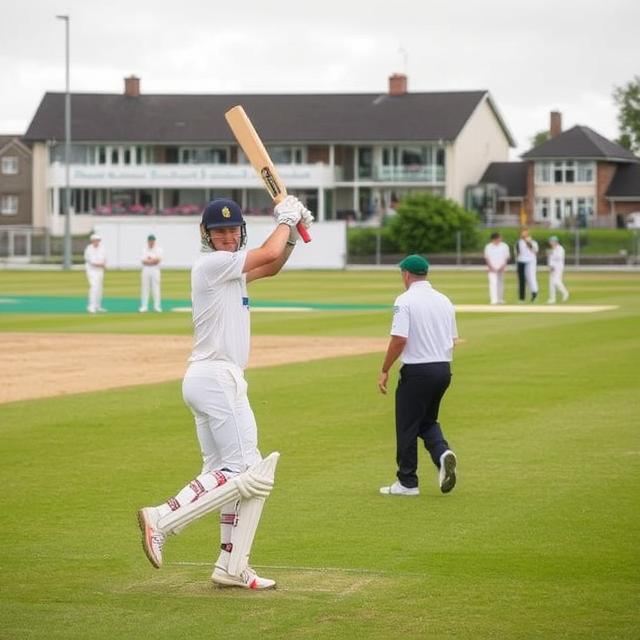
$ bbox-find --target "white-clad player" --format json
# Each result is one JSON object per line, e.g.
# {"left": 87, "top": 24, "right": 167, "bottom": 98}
{"left": 515, "top": 228, "right": 539, "bottom": 303}
{"left": 139, "top": 233, "right": 163, "bottom": 313}
{"left": 137, "top": 196, "right": 313, "bottom": 590}
{"left": 547, "top": 235, "right": 569, "bottom": 303}
{"left": 84, "top": 233, "right": 107, "bottom": 313}
{"left": 483, "top": 232, "right": 511, "bottom": 304}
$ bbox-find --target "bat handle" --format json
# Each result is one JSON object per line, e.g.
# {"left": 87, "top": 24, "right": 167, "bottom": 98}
{"left": 297, "top": 222, "right": 312, "bottom": 243}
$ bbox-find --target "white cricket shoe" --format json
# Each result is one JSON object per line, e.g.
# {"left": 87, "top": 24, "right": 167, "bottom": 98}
{"left": 379, "top": 480, "right": 420, "bottom": 496}
{"left": 138, "top": 307, "right": 148, "bottom": 313}
{"left": 137, "top": 507, "right": 165, "bottom": 569}
{"left": 439, "top": 450, "right": 457, "bottom": 494}
{"left": 211, "top": 565, "right": 276, "bottom": 590}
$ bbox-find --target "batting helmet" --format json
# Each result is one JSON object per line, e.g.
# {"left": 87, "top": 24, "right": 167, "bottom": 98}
{"left": 200, "top": 199, "right": 246, "bottom": 249}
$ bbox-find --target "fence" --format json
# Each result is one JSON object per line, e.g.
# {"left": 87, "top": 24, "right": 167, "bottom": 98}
{"left": 347, "top": 227, "right": 640, "bottom": 267}
{"left": 2, "top": 224, "right": 639, "bottom": 268}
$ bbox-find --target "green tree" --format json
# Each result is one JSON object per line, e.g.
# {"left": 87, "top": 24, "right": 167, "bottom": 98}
{"left": 530, "top": 130, "right": 550, "bottom": 148}
{"left": 613, "top": 76, "right": 640, "bottom": 154}
{"left": 388, "top": 192, "right": 479, "bottom": 253}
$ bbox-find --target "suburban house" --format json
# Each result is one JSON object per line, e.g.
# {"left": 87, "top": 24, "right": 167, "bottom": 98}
{"left": 0, "top": 135, "right": 32, "bottom": 226}
{"left": 23, "top": 74, "right": 515, "bottom": 236}
{"left": 477, "top": 112, "right": 640, "bottom": 228}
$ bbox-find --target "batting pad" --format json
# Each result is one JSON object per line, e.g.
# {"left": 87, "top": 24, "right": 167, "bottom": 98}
{"left": 227, "top": 453, "right": 279, "bottom": 576}
{"left": 157, "top": 452, "right": 280, "bottom": 535}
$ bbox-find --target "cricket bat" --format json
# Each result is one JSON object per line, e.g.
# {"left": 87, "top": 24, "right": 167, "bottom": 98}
{"left": 224, "top": 105, "right": 311, "bottom": 243}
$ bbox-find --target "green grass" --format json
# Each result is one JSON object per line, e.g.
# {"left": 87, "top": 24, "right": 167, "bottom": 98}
{"left": 1, "top": 269, "right": 639, "bottom": 639}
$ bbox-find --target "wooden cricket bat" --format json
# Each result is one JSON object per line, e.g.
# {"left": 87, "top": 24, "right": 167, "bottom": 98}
{"left": 224, "top": 105, "right": 311, "bottom": 243}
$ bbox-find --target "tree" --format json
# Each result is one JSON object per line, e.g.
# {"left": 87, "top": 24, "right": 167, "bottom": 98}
{"left": 613, "top": 76, "right": 640, "bottom": 154}
{"left": 388, "top": 192, "right": 479, "bottom": 253}
{"left": 530, "top": 130, "right": 550, "bottom": 148}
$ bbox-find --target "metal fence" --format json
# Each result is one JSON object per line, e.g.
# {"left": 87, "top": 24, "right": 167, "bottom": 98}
{"left": 2, "top": 224, "right": 639, "bottom": 268}
{"left": 0, "top": 227, "right": 86, "bottom": 264}
{"left": 348, "top": 228, "right": 640, "bottom": 267}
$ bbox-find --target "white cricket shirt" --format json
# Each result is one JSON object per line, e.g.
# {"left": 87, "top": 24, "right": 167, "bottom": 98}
{"left": 188, "top": 250, "right": 250, "bottom": 369}
{"left": 516, "top": 238, "right": 539, "bottom": 264}
{"left": 484, "top": 241, "right": 510, "bottom": 269}
{"left": 84, "top": 244, "right": 106, "bottom": 272}
{"left": 390, "top": 280, "right": 458, "bottom": 363}
{"left": 548, "top": 245, "right": 565, "bottom": 270}
{"left": 141, "top": 244, "right": 163, "bottom": 268}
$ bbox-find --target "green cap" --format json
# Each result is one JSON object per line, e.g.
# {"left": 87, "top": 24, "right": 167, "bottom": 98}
{"left": 549, "top": 235, "right": 558, "bottom": 243}
{"left": 147, "top": 234, "right": 156, "bottom": 241}
{"left": 399, "top": 254, "right": 429, "bottom": 275}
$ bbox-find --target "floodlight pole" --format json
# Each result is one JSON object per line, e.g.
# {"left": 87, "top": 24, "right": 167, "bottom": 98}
{"left": 56, "top": 14, "right": 72, "bottom": 270}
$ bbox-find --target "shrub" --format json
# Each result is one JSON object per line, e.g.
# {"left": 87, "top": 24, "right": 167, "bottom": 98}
{"left": 388, "top": 192, "right": 480, "bottom": 253}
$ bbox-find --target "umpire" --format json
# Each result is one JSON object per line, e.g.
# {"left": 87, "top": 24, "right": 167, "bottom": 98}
{"left": 378, "top": 254, "right": 458, "bottom": 496}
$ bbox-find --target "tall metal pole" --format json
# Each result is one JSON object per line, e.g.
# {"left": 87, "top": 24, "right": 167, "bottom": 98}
{"left": 56, "top": 15, "right": 71, "bottom": 270}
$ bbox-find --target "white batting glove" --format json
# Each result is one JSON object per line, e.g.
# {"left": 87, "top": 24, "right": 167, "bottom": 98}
{"left": 274, "top": 195, "right": 303, "bottom": 227}
{"left": 288, "top": 205, "right": 315, "bottom": 243}
{"left": 300, "top": 206, "right": 314, "bottom": 229}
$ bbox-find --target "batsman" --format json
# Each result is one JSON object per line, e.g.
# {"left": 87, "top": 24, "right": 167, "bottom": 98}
{"left": 138, "top": 195, "right": 313, "bottom": 589}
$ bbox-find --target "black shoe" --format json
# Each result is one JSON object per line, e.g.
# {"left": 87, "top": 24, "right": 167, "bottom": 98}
{"left": 531, "top": 292, "right": 538, "bottom": 302}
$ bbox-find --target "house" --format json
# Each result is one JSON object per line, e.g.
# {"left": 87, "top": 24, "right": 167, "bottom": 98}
{"left": 477, "top": 112, "right": 640, "bottom": 227}
{"left": 0, "top": 136, "right": 33, "bottom": 226}
{"left": 23, "top": 74, "right": 515, "bottom": 236}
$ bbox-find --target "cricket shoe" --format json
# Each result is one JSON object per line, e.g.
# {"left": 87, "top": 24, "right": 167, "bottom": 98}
{"left": 211, "top": 565, "right": 276, "bottom": 590}
{"left": 379, "top": 480, "right": 420, "bottom": 496}
{"left": 137, "top": 507, "right": 165, "bottom": 569}
{"left": 439, "top": 450, "right": 457, "bottom": 494}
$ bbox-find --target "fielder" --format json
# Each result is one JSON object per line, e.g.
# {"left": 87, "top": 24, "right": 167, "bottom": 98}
{"left": 84, "top": 233, "right": 107, "bottom": 313}
{"left": 483, "top": 232, "right": 510, "bottom": 304}
{"left": 137, "top": 196, "right": 313, "bottom": 590}
{"left": 139, "top": 233, "right": 163, "bottom": 313}
{"left": 378, "top": 255, "right": 458, "bottom": 496}
{"left": 515, "top": 228, "right": 539, "bottom": 303}
{"left": 547, "top": 235, "right": 569, "bottom": 303}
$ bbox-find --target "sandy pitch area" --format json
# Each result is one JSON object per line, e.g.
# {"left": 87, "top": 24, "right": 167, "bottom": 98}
{"left": 0, "top": 333, "right": 388, "bottom": 404}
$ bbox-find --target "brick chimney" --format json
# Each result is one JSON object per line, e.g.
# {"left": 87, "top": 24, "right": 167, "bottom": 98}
{"left": 389, "top": 73, "right": 408, "bottom": 96}
{"left": 550, "top": 111, "right": 562, "bottom": 138}
{"left": 124, "top": 75, "right": 140, "bottom": 97}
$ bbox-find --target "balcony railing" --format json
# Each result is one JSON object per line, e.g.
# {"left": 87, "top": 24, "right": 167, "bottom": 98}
{"left": 335, "top": 165, "right": 445, "bottom": 183}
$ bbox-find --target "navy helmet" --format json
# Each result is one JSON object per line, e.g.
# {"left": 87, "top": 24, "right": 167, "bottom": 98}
{"left": 200, "top": 198, "right": 246, "bottom": 249}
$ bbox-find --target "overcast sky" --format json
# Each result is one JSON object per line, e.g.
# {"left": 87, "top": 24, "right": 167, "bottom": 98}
{"left": 1, "top": 0, "right": 638, "bottom": 157}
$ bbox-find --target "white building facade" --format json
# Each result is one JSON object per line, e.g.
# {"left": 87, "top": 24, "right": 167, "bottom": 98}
{"left": 25, "top": 74, "right": 515, "bottom": 236}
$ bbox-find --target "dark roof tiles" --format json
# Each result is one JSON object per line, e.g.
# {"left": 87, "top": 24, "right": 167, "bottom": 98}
{"left": 522, "top": 125, "right": 637, "bottom": 162}
{"left": 24, "top": 91, "right": 502, "bottom": 144}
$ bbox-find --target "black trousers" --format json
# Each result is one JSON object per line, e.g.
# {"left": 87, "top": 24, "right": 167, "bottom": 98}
{"left": 517, "top": 262, "right": 527, "bottom": 300}
{"left": 395, "top": 362, "right": 452, "bottom": 488}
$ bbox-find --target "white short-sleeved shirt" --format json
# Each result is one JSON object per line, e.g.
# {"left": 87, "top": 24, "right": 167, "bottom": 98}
{"left": 390, "top": 280, "right": 458, "bottom": 364}
{"left": 141, "top": 244, "right": 163, "bottom": 268}
{"left": 84, "top": 244, "right": 106, "bottom": 272}
{"left": 188, "top": 250, "right": 250, "bottom": 369}
{"left": 516, "top": 238, "right": 539, "bottom": 264}
{"left": 484, "top": 241, "right": 510, "bottom": 269}
{"left": 548, "top": 244, "right": 565, "bottom": 269}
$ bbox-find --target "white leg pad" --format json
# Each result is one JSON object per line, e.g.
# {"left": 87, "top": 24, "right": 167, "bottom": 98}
{"left": 157, "top": 452, "right": 280, "bottom": 536}
{"left": 227, "top": 452, "right": 279, "bottom": 576}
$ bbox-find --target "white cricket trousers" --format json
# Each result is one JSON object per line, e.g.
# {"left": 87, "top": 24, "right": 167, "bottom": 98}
{"left": 140, "top": 266, "right": 161, "bottom": 311}
{"left": 487, "top": 270, "right": 505, "bottom": 304}
{"left": 525, "top": 262, "right": 539, "bottom": 294}
{"left": 549, "top": 268, "right": 568, "bottom": 302}
{"left": 182, "top": 361, "right": 261, "bottom": 475}
{"left": 86, "top": 268, "right": 104, "bottom": 312}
